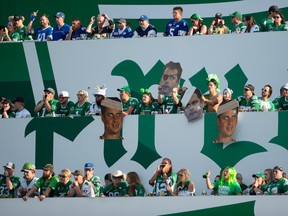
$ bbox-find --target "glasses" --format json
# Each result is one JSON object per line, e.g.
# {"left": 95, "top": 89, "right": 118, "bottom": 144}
{"left": 77, "top": 94, "right": 85, "bottom": 96}
{"left": 274, "top": 16, "right": 281, "bottom": 19}
{"left": 59, "top": 175, "right": 67, "bottom": 178}
{"left": 59, "top": 96, "right": 67, "bottom": 99}
{"left": 8, "top": 23, "right": 13, "bottom": 27}
{"left": 262, "top": 88, "right": 269, "bottom": 92}
{"left": 113, "top": 176, "right": 122, "bottom": 180}
{"left": 177, "top": 174, "right": 183, "bottom": 177}
{"left": 244, "top": 88, "right": 250, "bottom": 91}
{"left": 162, "top": 74, "right": 178, "bottom": 81}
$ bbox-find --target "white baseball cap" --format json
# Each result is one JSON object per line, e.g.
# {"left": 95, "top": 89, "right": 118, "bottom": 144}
{"left": 59, "top": 91, "right": 69, "bottom": 98}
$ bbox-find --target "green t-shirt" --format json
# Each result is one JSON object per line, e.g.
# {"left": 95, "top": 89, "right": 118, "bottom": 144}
{"left": 34, "top": 176, "right": 59, "bottom": 197}
{"left": 258, "top": 97, "right": 275, "bottom": 111}
{"left": 122, "top": 97, "right": 139, "bottom": 113}
{"left": 17, "top": 26, "right": 32, "bottom": 41}
{"left": 213, "top": 180, "right": 242, "bottom": 195}
{"left": 89, "top": 175, "right": 102, "bottom": 197}
{"left": 127, "top": 184, "right": 146, "bottom": 196}
{"left": 0, "top": 174, "right": 21, "bottom": 198}
{"left": 272, "top": 97, "right": 281, "bottom": 110}
{"left": 272, "top": 23, "right": 288, "bottom": 31}
{"left": 236, "top": 95, "right": 260, "bottom": 111}
{"left": 3, "top": 32, "right": 20, "bottom": 42}
{"left": 277, "top": 96, "right": 288, "bottom": 110}
{"left": 230, "top": 22, "right": 246, "bottom": 33}
{"left": 36, "top": 99, "right": 59, "bottom": 117}
{"left": 152, "top": 172, "right": 177, "bottom": 196}
{"left": 55, "top": 101, "right": 75, "bottom": 116}
{"left": 135, "top": 101, "right": 161, "bottom": 114}
{"left": 266, "top": 178, "right": 288, "bottom": 195}
{"left": 54, "top": 180, "right": 73, "bottom": 197}
{"left": 72, "top": 101, "right": 91, "bottom": 116}
{"left": 161, "top": 95, "right": 181, "bottom": 114}
{"left": 102, "top": 182, "right": 128, "bottom": 197}
{"left": 260, "top": 18, "right": 274, "bottom": 32}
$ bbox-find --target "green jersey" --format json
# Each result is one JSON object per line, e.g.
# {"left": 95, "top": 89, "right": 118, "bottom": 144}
{"left": 55, "top": 101, "right": 75, "bottom": 116}
{"left": 72, "top": 101, "right": 91, "bottom": 116}
{"left": 102, "top": 182, "right": 128, "bottom": 197}
{"left": 89, "top": 175, "right": 102, "bottom": 197}
{"left": 272, "top": 97, "right": 282, "bottom": 110}
{"left": 135, "top": 101, "right": 161, "bottom": 114}
{"left": 213, "top": 180, "right": 242, "bottom": 195}
{"left": 54, "top": 180, "right": 73, "bottom": 197}
{"left": 3, "top": 32, "right": 20, "bottom": 42}
{"left": 260, "top": 18, "right": 274, "bottom": 32}
{"left": 34, "top": 176, "right": 59, "bottom": 197}
{"left": 266, "top": 178, "right": 288, "bottom": 195}
{"left": 258, "top": 97, "right": 275, "bottom": 111}
{"left": 272, "top": 23, "right": 288, "bottom": 31}
{"left": 36, "top": 99, "right": 58, "bottom": 117}
{"left": 277, "top": 96, "right": 288, "bottom": 110}
{"left": 230, "top": 22, "right": 246, "bottom": 34}
{"left": 17, "top": 26, "right": 31, "bottom": 41}
{"left": 161, "top": 95, "right": 181, "bottom": 114}
{"left": 127, "top": 184, "right": 146, "bottom": 196}
{"left": 152, "top": 172, "right": 177, "bottom": 196}
{"left": 0, "top": 174, "right": 21, "bottom": 198}
{"left": 177, "top": 180, "right": 193, "bottom": 196}
{"left": 122, "top": 97, "right": 139, "bottom": 113}
{"left": 236, "top": 95, "right": 260, "bottom": 111}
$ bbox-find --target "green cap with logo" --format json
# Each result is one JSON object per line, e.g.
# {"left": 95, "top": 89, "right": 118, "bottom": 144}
{"left": 230, "top": 11, "right": 242, "bottom": 20}
{"left": 117, "top": 86, "right": 131, "bottom": 94}
{"left": 190, "top": 13, "right": 203, "bottom": 21}
{"left": 252, "top": 172, "right": 265, "bottom": 178}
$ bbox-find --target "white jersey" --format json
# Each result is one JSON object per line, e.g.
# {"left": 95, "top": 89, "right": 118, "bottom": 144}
{"left": 90, "top": 102, "right": 101, "bottom": 115}
{"left": 15, "top": 108, "right": 31, "bottom": 118}
{"left": 81, "top": 180, "right": 95, "bottom": 197}
{"left": 18, "top": 176, "right": 39, "bottom": 197}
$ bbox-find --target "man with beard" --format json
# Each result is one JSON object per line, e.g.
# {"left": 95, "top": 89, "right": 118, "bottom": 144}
{"left": 184, "top": 88, "right": 204, "bottom": 122}
{"left": 55, "top": 91, "right": 75, "bottom": 116}
{"left": 0, "top": 162, "right": 21, "bottom": 198}
{"left": 90, "top": 85, "right": 107, "bottom": 115}
{"left": 86, "top": 13, "right": 114, "bottom": 39}
{"left": 158, "top": 62, "right": 182, "bottom": 114}
{"left": 26, "top": 14, "right": 53, "bottom": 41}
{"left": 100, "top": 97, "right": 123, "bottom": 140}
{"left": 22, "top": 164, "right": 59, "bottom": 201}
{"left": 214, "top": 100, "right": 239, "bottom": 143}
{"left": 18, "top": 162, "right": 39, "bottom": 198}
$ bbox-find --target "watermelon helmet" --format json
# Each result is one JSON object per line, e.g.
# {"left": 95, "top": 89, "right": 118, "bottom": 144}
{"left": 21, "top": 162, "right": 36, "bottom": 172}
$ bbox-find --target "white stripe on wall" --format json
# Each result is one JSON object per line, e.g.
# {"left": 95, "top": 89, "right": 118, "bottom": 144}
{"left": 23, "top": 42, "right": 45, "bottom": 104}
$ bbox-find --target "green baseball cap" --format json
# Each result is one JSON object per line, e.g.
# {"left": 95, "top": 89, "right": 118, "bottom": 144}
{"left": 190, "top": 13, "right": 203, "bottom": 21}
{"left": 252, "top": 172, "right": 265, "bottom": 178}
{"left": 230, "top": 11, "right": 242, "bottom": 20}
{"left": 21, "top": 162, "right": 36, "bottom": 172}
{"left": 117, "top": 86, "right": 131, "bottom": 94}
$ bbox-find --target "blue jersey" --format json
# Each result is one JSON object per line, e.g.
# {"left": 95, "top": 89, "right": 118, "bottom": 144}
{"left": 71, "top": 26, "right": 87, "bottom": 40}
{"left": 111, "top": 27, "right": 133, "bottom": 38}
{"left": 33, "top": 26, "right": 53, "bottom": 41}
{"left": 165, "top": 19, "right": 188, "bottom": 36}
{"left": 52, "top": 24, "right": 70, "bottom": 41}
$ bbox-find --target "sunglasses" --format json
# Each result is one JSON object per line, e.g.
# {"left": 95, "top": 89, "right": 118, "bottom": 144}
{"left": 59, "top": 96, "right": 66, "bottom": 99}
{"left": 262, "top": 88, "right": 269, "bottom": 92}
{"left": 59, "top": 175, "right": 67, "bottom": 178}
{"left": 77, "top": 94, "right": 85, "bottom": 96}
{"left": 177, "top": 174, "right": 183, "bottom": 177}
{"left": 274, "top": 16, "right": 281, "bottom": 19}
{"left": 113, "top": 176, "right": 123, "bottom": 180}
{"left": 244, "top": 88, "right": 250, "bottom": 91}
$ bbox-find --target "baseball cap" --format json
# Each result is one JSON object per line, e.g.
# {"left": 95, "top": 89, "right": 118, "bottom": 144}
{"left": 244, "top": 84, "right": 255, "bottom": 94}
{"left": 112, "top": 170, "right": 124, "bottom": 177}
{"left": 117, "top": 18, "right": 126, "bottom": 24}
{"left": 54, "top": 12, "right": 65, "bottom": 18}
{"left": 252, "top": 172, "right": 265, "bottom": 178}
{"left": 190, "top": 13, "right": 203, "bottom": 21}
{"left": 230, "top": 11, "right": 242, "bottom": 20}
{"left": 13, "top": 96, "right": 25, "bottom": 103}
{"left": 44, "top": 87, "right": 55, "bottom": 95}
{"left": 138, "top": 15, "right": 149, "bottom": 21}
{"left": 13, "top": 15, "right": 22, "bottom": 22}
{"left": 273, "top": 165, "right": 283, "bottom": 172}
{"left": 59, "top": 91, "right": 69, "bottom": 98}
{"left": 3, "top": 162, "right": 15, "bottom": 170}
{"left": 72, "top": 169, "right": 84, "bottom": 176}
{"left": 84, "top": 163, "right": 94, "bottom": 170}
{"left": 117, "top": 86, "right": 131, "bottom": 94}
{"left": 21, "top": 162, "right": 36, "bottom": 172}
{"left": 42, "top": 164, "right": 54, "bottom": 172}
{"left": 282, "top": 83, "right": 288, "bottom": 90}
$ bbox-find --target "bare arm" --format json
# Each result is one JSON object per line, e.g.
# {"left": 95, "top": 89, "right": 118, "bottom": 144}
{"left": 26, "top": 21, "right": 33, "bottom": 34}
{"left": 22, "top": 186, "right": 38, "bottom": 201}
{"left": 86, "top": 16, "right": 95, "bottom": 34}
{"left": 205, "top": 171, "right": 214, "bottom": 190}
{"left": 39, "top": 187, "right": 52, "bottom": 201}
{"left": 171, "top": 88, "right": 179, "bottom": 104}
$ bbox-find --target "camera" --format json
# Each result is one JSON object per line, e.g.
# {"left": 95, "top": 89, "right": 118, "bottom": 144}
{"left": 214, "top": 18, "right": 223, "bottom": 26}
